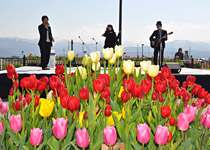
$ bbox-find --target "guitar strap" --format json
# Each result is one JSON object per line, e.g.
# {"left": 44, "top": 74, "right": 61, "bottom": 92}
{"left": 159, "top": 30, "right": 163, "bottom": 68}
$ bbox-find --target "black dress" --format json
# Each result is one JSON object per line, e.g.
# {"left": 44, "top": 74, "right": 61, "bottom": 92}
{"left": 102, "top": 30, "right": 117, "bottom": 49}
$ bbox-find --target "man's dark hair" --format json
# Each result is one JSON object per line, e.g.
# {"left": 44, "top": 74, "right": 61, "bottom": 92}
{"left": 41, "top": 16, "right": 49, "bottom": 22}
{"left": 178, "top": 48, "right": 182, "bottom": 51}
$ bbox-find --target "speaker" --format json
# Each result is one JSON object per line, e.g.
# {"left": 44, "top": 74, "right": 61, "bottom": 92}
{"left": 165, "top": 63, "right": 181, "bottom": 73}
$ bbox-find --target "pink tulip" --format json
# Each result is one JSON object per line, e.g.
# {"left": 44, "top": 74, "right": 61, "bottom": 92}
{"left": 154, "top": 125, "right": 169, "bottom": 145}
{"left": 103, "top": 126, "right": 117, "bottom": 146}
{"left": 52, "top": 118, "right": 68, "bottom": 139}
{"left": 30, "top": 128, "right": 43, "bottom": 146}
{"left": 196, "top": 100, "right": 204, "bottom": 109}
{"left": 177, "top": 113, "right": 189, "bottom": 131}
{"left": 199, "top": 114, "right": 205, "bottom": 126}
{"left": 10, "top": 114, "right": 22, "bottom": 132}
{"left": 203, "top": 113, "right": 210, "bottom": 128}
{"left": 0, "top": 98, "right": 2, "bottom": 110}
{"left": 76, "top": 128, "right": 90, "bottom": 148}
{"left": 137, "top": 123, "right": 150, "bottom": 144}
{"left": 183, "top": 105, "right": 197, "bottom": 122}
{"left": 206, "top": 108, "right": 210, "bottom": 114}
{"left": 1, "top": 103, "right": 8, "bottom": 114}
{"left": 0, "top": 121, "right": 4, "bottom": 134}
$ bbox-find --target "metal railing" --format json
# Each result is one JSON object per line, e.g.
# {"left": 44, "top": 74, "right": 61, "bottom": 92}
{"left": 0, "top": 57, "right": 24, "bottom": 71}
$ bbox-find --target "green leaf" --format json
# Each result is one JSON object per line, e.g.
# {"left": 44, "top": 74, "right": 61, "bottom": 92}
{"left": 93, "top": 130, "right": 103, "bottom": 150}
{"left": 7, "top": 132, "right": 18, "bottom": 146}
{"left": 190, "top": 128, "right": 202, "bottom": 142}
{"left": 47, "top": 136, "right": 59, "bottom": 150}
{"left": 62, "top": 122, "right": 76, "bottom": 150}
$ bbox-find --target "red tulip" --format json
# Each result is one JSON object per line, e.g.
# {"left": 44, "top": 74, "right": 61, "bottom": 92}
{"left": 79, "top": 87, "right": 89, "bottom": 100}
{"left": 9, "top": 87, "right": 14, "bottom": 96}
{"left": 93, "top": 78, "right": 105, "bottom": 92}
{"left": 55, "top": 65, "right": 64, "bottom": 76}
{"left": 7, "top": 64, "right": 16, "bottom": 79}
{"left": 169, "top": 117, "right": 176, "bottom": 126}
{"left": 155, "top": 80, "right": 166, "bottom": 94}
{"left": 186, "top": 76, "right": 196, "bottom": 87}
{"left": 169, "top": 79, "right": 180, "bottom": 90}
{"left": 131, "top": 83, "right": 141, "bottom": 98}
{"left": 69, "top": 96, "right": 80, "bottom": 111}
{"left": 14, "top": 72, "right": 19, "bottom": 80}
{"left": 158, "top": 94, "right": 164, "bottom": 103}
{"left": 25, "top": 93, "right": 32, "bottom": 104}
{"left": 191, "top": 84, "right": 201, "bottom": 95}
{"left": 101, "top": 87, "right": 111, "bottom": 99}
{"left": 167, "top": 131, "right": 172, "bottom": 143}
{"left": 37, "top": 81, "right": 47, "bottom": 94}
{"left": 19, "top": 95, "right": 26, "bottom": 107}
{"left": 40, "top": 76, "right": 48, "bottom": 84}
{"left": 154, "top": 73, "right": 162, "bottom": 82}
{"left": 104, "top": 105, "right": 112, "bottom": 117}
{"left": 49, "top": 75, "right": 60, "bottom": 90}
{"left": 146, "top": 73, "right": 152, "bottom": 82}
{"left": 183, "top": 91, "right": 191, "bottom": 102}
{"left": 60, "top": 94, "right": 70, "bottom": 108}
{"left": 179, "top": 88, "right": 186, "bottom": 97}
{"left": 13, "top": 101, "right": 21, "bottom": 111}
{"left": 121, "top": 91, "right": 130, "bottom": 103}
{"left": 106, "top": 97, "right": 110, "bottom": 104}
{"left": 161, "top": 105, "right": 171, "bottom": 118}
{"left": 57, "top": 82, "right": 65, "bottom": 95}
{"left": 152, "top": 91, "right": 158, "bottom": 101}
{"left": 141, "top": 80, "right": 151, "bottom": 94}
{"left": 35, "top": 96, "right": 40, "bottom": 107}
{"left": 198, "top": 88, "right": 208, "bottom": 99}
{"left": 12, "top": 81, "right": 19, "bottom": 90}
{"left": 161, "top": 67, "right": 171, "bottom": 79}
{"left": 99, "top": 74, "right": 110, "bottom": 87}
{"left": 123, "top": 77, "right": 135, "bottom": 93}
{"left": 174, "top": 87, "right": 180, "bottom": 97}
{"left": 181, "top": 81, "right": 187, "bottom": 89}
{"left": 20, "top": 79, "right": 24, "bottom": 89}
{"left": 205, "top": 94, "right": 210, "bottom": 104}
{"left": 22, "top": 75, "right": 38, "bottom": 91}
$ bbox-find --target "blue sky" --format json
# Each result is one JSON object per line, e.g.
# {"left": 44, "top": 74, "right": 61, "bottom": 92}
{"left": 0, "top": 0, "right": 210, "bottom": 45}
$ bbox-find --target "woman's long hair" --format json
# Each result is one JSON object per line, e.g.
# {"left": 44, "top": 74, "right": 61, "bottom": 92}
{"left": 107, "top": 24, "right": 115, "bottom": 33}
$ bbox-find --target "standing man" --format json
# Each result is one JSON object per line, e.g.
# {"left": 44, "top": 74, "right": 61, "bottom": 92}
{"left": 38, "top": 16, "right": 54, "bottom": 70}
{"left": 150, "top": 21, "right": 167, "bottom": 67}
{"left": 175, "top": 48, "right": 183, "bottom": 60}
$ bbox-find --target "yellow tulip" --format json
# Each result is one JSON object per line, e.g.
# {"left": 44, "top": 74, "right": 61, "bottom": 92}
{"left": 135, "top": 67, "right": 141, "bottom": 77}
{"left": 140, "top": 61, "right": 151, "bottom": 72}
{"left": 76, "top": 66, "right": 87, "bottom": 80}
{"left": 90, "top": 51, "right": 100, "bottom": 63}
{"left": 92, "top": 62, "right": 100, "bottom": 72}
{"left": 147, "top": 110, "right": 152, "bottom": 123}
{"left": 79, "top": 111, "right": 88, "bottom": 128}
{"left": 102, "top": 48, "right": 113, "bottom": 60}
{"left": 148, "top": 65, "right": 159, "bottom": 78}
{"left": 122, "top": 106, "right": 126, "bottom": 120}
{"left": 118, "top": 86, "right": 124, "bottom": 98}
{"left": 39, "top": 98, "right": 54, "bottom": 118}
{"left": 46, "top": 90, "right": 53, "bottom": 99}
{"left": 82, "top": 55, "right": 89, "bottom": 66}
{"left": 106, "top": 111, "right": 122, "bottom": 126}
{"left": 67, "top": 51, "right": 74, "bottom": 62}
{"left": 123, "top": 60, "right": 135, "bottom": 75}
{"left": 115, "top": 45, "right": 124, "bottom": 57}
{"left": 109, "top": 54, "right": 116, "bottom": 65}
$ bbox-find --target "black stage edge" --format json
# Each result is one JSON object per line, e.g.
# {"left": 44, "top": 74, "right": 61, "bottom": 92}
{"left": 1, "top": 73, "right": 210, "bottom": 100}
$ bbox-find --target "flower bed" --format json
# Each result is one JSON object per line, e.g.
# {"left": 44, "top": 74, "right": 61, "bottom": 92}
{"left": 1, "top": 46, "right": 210, "bottom": 150}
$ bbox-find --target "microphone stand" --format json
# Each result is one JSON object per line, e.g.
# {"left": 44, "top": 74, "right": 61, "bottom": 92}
{"left": 78, "top": 36, "right": 90, "bottom": 54}
{"left": 92, "top": 38, "right": 102, "bottom": 51}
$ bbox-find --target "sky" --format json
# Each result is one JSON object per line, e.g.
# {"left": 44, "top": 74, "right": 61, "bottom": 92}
{"left": 0, "top": 0, "right": 210, "bottom": 46}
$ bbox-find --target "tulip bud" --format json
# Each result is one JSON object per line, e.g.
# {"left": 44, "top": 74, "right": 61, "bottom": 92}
{"left": 101, "top": 87, "right": 111, "bottom": 99}
{"left": 10, "top": 114, "right": 22, "bottom": 132}
{"left": 183, "top": 105, "right": 197, "bottom": 122}
{"left": 60, "top": 94, "right": 70, "bottom": 108}
{"left": 52, "top": 118, "right": 68, "bottom": 139}
{"left": 1, "top": 103, "right": 8, "bottom": 114}
{"left": 155, "top": 125, "right": 169, "bottom": 145}
{"left": 93, "top": 78, "right": 105, "bottom": 92}
{"left": 123, "top": 60, "right": 135, "bottom": 75}
{"left": 105, "top": 105, "right": 112, "bottom": 117}
{"left": 148, "top": 65, "right": 159, "bottom": 77}
{"left": 90, "top": 51, "right": 100, "bottom": 63}
{"left": 103, "top": 48, "right": 114, "bottom": 60}
{"left": 115, "top": 45, "right": 124, "bottom": 57}
{"left": 183, "top": 91, "right": 191, "bottom": 102}
{"left": 76, "top": 67, "right": 87, "bottom": 80}
{"left": 55, "top": 65, "right": 64, "bottom": 76}
{"left": 79, "top": 87, "right": 89, "bottom": 100}
{"left": 76, "top": 128, "right": 90, "bottom": 148}
{"left": 131, "top": 83, "right": 142, "bottom": 98}
{"left": 167, "top": 131, "right": 172, "bottom": 143}
{"left": 134, "top": 67, "right": 141, "bottom": 77}
{"left": 137, "top": 123, "right": 151, "bottom": 144}
{"left": 49, "top": 75, "right": 60, "bottom": 90}
{"left": 169, "top": 117, "right": 176, "bottom": 126}
{"left": 67, "top": 51, "right": 74, "bottom": 62}
{"left": 161, "top": 105, "right": 171, "bottom": 118}
{"left": 92, "top": 62, "right": 100, "bottom": 72}
{"left": 140, "top": 61, "right": 151, "bottom": 72}
{"left": 39, "top": 98, "right": 54, "bottom": 118}
{"left": 186, "top": 75, "right": 196, "bottom": 87}
{"left": 103, "top": 126, "right": 117, "bottom": 146}
{"left": 177, "top": 113, "right": 189, "bottom": 131}
{"left": 198, "top": 88, "right": 208, "bottom": 99}
{"left": 121, "top": 91, "right": 130, "bottom": 103}
{"left": 199, "top": 114, "right": 205, "bottom": 126}
{"left": 109, "top": 54, "right": 116, "bottom": 64}
{"left": 203, "top": 113, "right": 210, "bottom": 128}
{"left": 152, "top": 91, "right": 158, "bottom": 101}
{"left": 82, "top": 55, "right": 91, "bottom": 66}
{"left": 0, "top": 121, "right": 4, "bottom": 134}
{"left": 155, "top": 80, "right": 166, "bottom": 94}
{"left": 69, "top": 96, "right": 80, "bottom": 111}
{"left": 30, "top": 128, "right": 43, "bottom": 146}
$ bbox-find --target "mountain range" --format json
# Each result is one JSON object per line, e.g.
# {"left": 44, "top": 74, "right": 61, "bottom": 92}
{"left": 0, "top": 37, "right": 210, "bottom": 59}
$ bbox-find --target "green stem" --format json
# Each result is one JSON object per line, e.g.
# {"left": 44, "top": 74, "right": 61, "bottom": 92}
{"left": 200, "top": 128, "right": 206, "bottom": 150}
{"left": 142, "top": 143, "right": 144, "bottom": 150}
{"left": 34, "top": 146, "right": 37, "bottom": 150}
{"left": 117, "top": 58, "right": 119, "bottom": 74}
{"left": 44, "top": 117, "right": 48, "bottom": 129}
{"left": 59, "top": 139, "right": 62, "bottom": 150}
{"left": 69, "top": 62, "right": 72, "bottom": 83}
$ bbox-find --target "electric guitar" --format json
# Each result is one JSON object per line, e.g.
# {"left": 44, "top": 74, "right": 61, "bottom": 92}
{"left": 150, "top": 31, "right": 173, "bottom": 48}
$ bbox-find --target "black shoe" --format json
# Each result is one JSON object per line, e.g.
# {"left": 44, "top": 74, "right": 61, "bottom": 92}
{"left": 42, "top": 67, "right": 50, "bottom": 70}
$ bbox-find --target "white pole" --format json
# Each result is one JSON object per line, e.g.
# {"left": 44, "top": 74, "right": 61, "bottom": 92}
{"left": 0, "top": 59, "right": 2, "bottom": 70}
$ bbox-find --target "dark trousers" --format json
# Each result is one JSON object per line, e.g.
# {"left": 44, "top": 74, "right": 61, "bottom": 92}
{"left": 39, "top": 43, "right": 51, "bottom": 69}
{"left": 154, "top": 46, "right": 164, "bottom": 67}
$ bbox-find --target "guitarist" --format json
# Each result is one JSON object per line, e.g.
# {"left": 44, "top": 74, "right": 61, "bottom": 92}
{"left": 150, "top": 21, "right": 167, "bottom": 67}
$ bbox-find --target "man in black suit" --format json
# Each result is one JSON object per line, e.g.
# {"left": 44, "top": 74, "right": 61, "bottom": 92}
{"left": 38, "top": 16, "right": 54, "bottom": 70}
{"left": 150, "top": 21, "right": 167, "bottom": 67}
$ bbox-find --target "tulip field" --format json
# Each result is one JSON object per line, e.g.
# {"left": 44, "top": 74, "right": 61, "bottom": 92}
{"left": 1, "top": 45, "right": 210, "bottom": 150}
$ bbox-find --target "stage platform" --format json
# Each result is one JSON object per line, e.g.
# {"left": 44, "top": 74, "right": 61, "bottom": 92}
{"left": 0, "top": 66, "right": 210, "bottom": 99}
